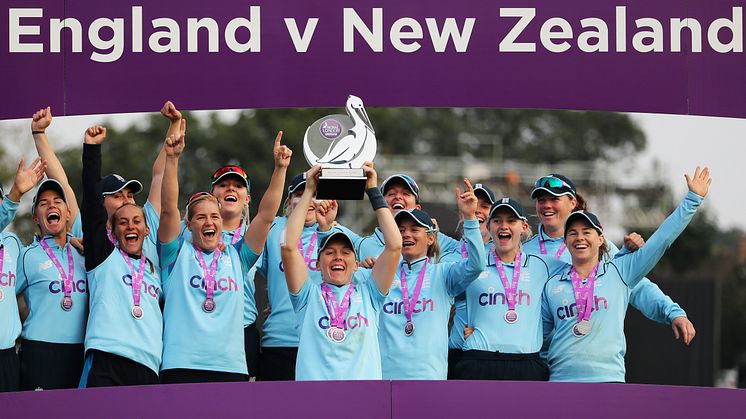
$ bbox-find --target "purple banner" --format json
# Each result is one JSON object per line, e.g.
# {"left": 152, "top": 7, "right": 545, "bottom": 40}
{"left": 1, "top": 381, "right": 744, "bottom": 418}
{"left": 1, "top": 1, "right": 745, "bottom": 119}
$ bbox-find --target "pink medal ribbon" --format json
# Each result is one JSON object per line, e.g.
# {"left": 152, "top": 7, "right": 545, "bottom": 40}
{"left": 194, "top": 245, "right": 222, "bottom": 313}
{"left": 219, "top": 223, "right": 243, "bottom": 246}
{"left": 399, "top": 259, "right": 428, "bottom": 336}
{"left": 39, "top": 238, "right": 75, "bottom": 311}
{"left": 569, "top": 263, "right": 599, "bottom": 337}
{"left": 0, "top": 247, "right": 5, "bottom": 302}
{"left": 460, "top": 241, "right": 468, "bottom": 259}
{"left": 539, "top": 233, "right": 566, "bottom": 259}
{"left": 321, "top": 282, "right": 355, "bottom": 343}
{"left": 298, "top": 232, "right": 318, "bottom": 268}
{"left": 495, "top": 250, "right": 522, "bottom": 324}
{"left": 120, "top": 249, "right": 147, "bottom": 319}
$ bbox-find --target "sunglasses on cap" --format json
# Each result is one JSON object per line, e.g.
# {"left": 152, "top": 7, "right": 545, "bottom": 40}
{"left": 212, "top": 165, "right": 248, "bottom": 182}
{"left": 187, "top": 191, "right": 217, "bottom": 207}
{"left": 534, "top": 176, "right": 573, "bottom": 190}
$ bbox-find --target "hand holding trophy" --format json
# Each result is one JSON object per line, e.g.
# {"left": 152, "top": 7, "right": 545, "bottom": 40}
{"left": 303, "top": 95, "right": 377, "bottom": 199}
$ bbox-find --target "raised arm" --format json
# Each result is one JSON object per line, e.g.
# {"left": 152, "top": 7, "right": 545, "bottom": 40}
{"left": 614, "top": 166, "right": 711, "bottom": 288}
{"left": 30, "top": 106, "right": 79, "bottom": 223}
{"left": 244, "top": 131, "right": 291, "bottom": 254}
{"left": 157, "top": 119, "right": 186, "bottom": 244}
{"left": 81, "top": 126, "right": 114, "bottom": 271}
{"left": 443, "top": 178, "right": 487, "bottom": 296}
{"left": 148, "top": 101, "right": 182, "bottom": 214}
{"left": 367, "top": 162, "right": 402, "bottom": 294}
{"left": 281, "top": 166, "right": 319, "bottom": 293}
{"left": 1, "top": 158, "right": 45, "bottom": 231}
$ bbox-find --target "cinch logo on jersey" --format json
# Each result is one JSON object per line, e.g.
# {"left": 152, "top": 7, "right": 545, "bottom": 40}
{"left": 0, "top": 271, "right": 16, "bottom": 286}
{"left": 189, "top": 275, "right": 238, "bottom": 292}
{"left": 317, "top": 313, "right": 370, "bottom": 331}
{"left": 121, "top": 274, "right": 160, "bottom": 299}
{"left": 382, "top": 298, "right": 435, "bottom": 315}
{"left": 478, "top": 290, "right": 531, "bottom": 307}
{"left": 49, "top": 279, "right": 88, "bottom": 294}
{"left": 556, "top": 297, "right": 609, "bottom": 320}
{"left": 279, "top": 259, "right": 318, "bottom": 273}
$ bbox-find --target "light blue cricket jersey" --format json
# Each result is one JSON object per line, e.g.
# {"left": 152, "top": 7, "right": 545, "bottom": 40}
{"left": 462, "top": 252, "right": 564, "bottom": 354}
{"left": 524, "top": 225, "right": 686, "bottom": 324}
{"left": 441, "top": 238, "right": 493, "bottom": 350}
{"left": 160, "top": 238, "right": 258, "bottom": 375}
{"left": 541, "top": 191, "right": 703, "bottom": 383}
{"left": 0, "top": 196, "right": 20, "bottom": 232}
{"left": 260, "top": 217, "right": 322, "bottom": 348}
{"left": 180, "top": 222, "right": 258, "bottom": 328}
{"left": 291, "top": 269, "right": 385, "bottom": 381}
{"left": 379, "top": 218, "right": 486, "bottom": 380}
{"left": 85, "top": 249, "right": 163, "bottom": 374}
{"left": 72, "top": 200, "right": 161, "bottom": 267}
{"left": 0, "top": 233, "right": 22, "bottom": 350}
{"left": 16, "top": 235, "right": 88, "bottom": 344}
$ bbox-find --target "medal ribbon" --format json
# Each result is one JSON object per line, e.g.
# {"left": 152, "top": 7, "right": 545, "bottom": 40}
{"left": 495, "top": 250, "right": 522, "bottom": 311}
{"left": 194, "top": 245, "right": 222, "bottom": 301}
{"left": 569, "top": 264, "right": 599, "bottom": 323}
{"left": 120, "top": 249, "right": 147, "bottom": 308}
{"left": 298, "top": 232, "right": 318, "bottom": 268}
{"left": 399, "top": 259, "right": 428, "bottom": 325}
{"left": 460, "top": 241, "right": 468, "bottom": 259}
{"left": 0, "top": 247, "right": 4, "bottom": 281}
{"left": 538, "top": 233, "right": 566, "bottom": 259}
{"left": 39, "top": 238, "right": 75, "bottom": 299}
{"left": 219, "top": 223, "right": 243, "bottom": 246}
{"left": 321, "top": 283, "right": 355, "bottom": 329}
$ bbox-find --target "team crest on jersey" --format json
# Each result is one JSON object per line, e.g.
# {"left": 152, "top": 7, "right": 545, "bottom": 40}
{"left": 478, "top": 271, "right": 489, "bottom": 280}
{"left": 221, "top": 254, "right": 232, "bottom": 267}
{"left": 351, "top": 290, "right": 363, "bottom": 303}
{"left": 391, "top": 279, "right": 401, "bottom": 288}
{"left": 521, "top": 270, "right": 530, "bottom": 282}
{"left": 38, "top": 260, "right": 54, "bottom": 272}
{"left": 552, "top": 284, "right": 566, "bottom": 295}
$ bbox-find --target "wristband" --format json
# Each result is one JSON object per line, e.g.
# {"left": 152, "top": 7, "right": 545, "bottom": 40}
{"left": 366, "top": 187, "right": 387, "bottom": 211}
{"left": 32, "top": 130, "right": 45, "bottom": 135}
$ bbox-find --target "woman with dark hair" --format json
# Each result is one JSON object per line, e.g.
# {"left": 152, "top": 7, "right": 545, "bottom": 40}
{"left": 378, "top": 179, "right": 486, "bottom": 380}
{"left": 281, "top": 163, "right": 401, "bottom": 380}
{"left": 525, "top": 174, "right": 696, "bottom": 345}
{"left": 541, "top": 167, "right": 710, "bottom": 382}
{"left": 79, "top": 126, "right": 163, "bottom": 387}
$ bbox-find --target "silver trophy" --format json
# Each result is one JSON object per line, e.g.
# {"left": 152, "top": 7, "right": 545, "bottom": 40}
{"left": 303, "top": 95, "right": 377, "bottom": 200}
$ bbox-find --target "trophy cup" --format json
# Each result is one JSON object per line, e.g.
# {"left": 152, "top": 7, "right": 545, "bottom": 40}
{"left": 303, "top": 95, "right": 377, "bottom": 200}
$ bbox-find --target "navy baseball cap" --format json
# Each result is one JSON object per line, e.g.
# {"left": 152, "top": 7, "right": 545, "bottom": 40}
{"left": 564, "top": 211, "right": 603, "bottom": 236}
{"left": 473, "top": 183, "right": 496, "bottom": 205}
{"left": 380, "top": 174, "right": 420, "bottom": 202}
{"left": 488, "top": 198, "right": 527, "bottom": 221}
{"left": 531, "top": 174, "right": 576, "bottom": 199}
{"left": 102, "top": 174, "right": 143, "bottom": 196}
{"left": 211, "top": 165, "right": 250, "bottom": 190}
{"left": 318, "top": 229, "right": 357, "bottom": 257}
{"left": 32, "top": 179, "right": 67, "bottom": 215}
{"left": 287, "top": 173, "right": 307, "bottom": 195}
{"left": 394, "top": 209, "right": 436, "bottom": 232}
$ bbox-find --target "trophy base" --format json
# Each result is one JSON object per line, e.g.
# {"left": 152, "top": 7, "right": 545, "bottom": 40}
{"left": 317, "top": 168, "right": 367, "bottom": 200}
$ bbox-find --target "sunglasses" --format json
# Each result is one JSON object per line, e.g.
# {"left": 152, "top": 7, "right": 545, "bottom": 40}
{"left": 187, "top": 191, "right": 216, "bottom": 207}
{"left": 212, "top": 165, "right": 248, "bottom": 181}
{"left": 534, "top": 176, "right": 573, "bottom": 190}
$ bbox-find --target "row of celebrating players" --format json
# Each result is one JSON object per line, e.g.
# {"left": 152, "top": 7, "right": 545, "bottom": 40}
{"left": 0, "top": 102, "right": 708, "bottom": 391}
